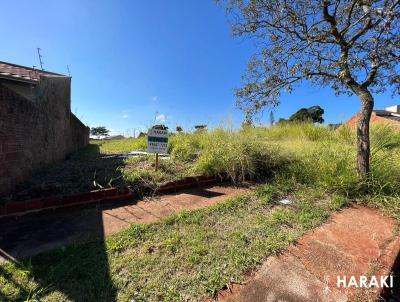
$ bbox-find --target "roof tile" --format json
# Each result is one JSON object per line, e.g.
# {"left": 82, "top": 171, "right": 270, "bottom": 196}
{"left": 0, "top": 61, "right": 65, "bottom": 83}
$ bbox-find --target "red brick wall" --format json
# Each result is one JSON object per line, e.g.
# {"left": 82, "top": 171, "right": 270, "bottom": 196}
{"left": 0, "top": 76, "right": 89, "bottom": 195}
{"left": 346, "top": 112, "right": 400, "bottom": 128}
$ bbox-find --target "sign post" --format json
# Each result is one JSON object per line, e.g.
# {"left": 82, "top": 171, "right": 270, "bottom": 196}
{"left": 155, "top": 153, "right": 159, "bottom": 171}
{"left": 147, "top": 128, "right": 168, "bottom": 171}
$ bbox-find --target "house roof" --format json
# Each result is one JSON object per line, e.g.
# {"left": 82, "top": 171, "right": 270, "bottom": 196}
{"left": 374, "top": 110, "right": 400, "bottom": 123}
{"left": 0, "top": 61, "right": 66, "bottom": 84}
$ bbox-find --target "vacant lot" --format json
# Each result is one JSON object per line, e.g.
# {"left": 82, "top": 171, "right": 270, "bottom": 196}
{"left": 1, "top": 123, "right": 400, "bottom": 301}
{"left": 7, "top": 123, "right": 400, "bottom": 202}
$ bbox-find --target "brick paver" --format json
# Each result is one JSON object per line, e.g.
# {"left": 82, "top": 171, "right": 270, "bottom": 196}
{"left": 210, "top": 206, "right": 400, "bottom": 302}
{"left": 0, "top": 184, "right": 249, "bottom": 262}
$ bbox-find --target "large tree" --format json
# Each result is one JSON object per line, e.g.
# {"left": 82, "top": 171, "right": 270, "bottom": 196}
{"left": 90, "top": 126, "right": 110, "bottom": 139}
{"left": 152, "top": 124, "right": 169, "bottom": 130}
{"left": 289, "top": 105, "right": 325, "bottom": 123}
{"left": 194, "top": 125, "right": 208, "bottom": 132}
{"left": 220, "top": 0, "right": 400, "bottom": 177}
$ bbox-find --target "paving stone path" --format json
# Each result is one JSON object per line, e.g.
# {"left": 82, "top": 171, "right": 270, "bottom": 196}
{"left": 208, "top": 206, "right": 400, "bottom": 302}
{"left": 0, "top": 184, "right": 249, "bottom": 261}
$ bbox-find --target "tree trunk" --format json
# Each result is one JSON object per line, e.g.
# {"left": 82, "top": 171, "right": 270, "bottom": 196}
{"left": 355, "top": 88, "right": 374, "bottom": 178}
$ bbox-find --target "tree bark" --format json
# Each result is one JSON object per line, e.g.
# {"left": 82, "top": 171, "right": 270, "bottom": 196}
{"left": 355, "top": 88, "right": 374, "bottom": 178}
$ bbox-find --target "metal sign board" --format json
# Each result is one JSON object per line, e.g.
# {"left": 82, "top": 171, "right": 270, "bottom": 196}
{"left": 147, "top": 128, "right": 168, "bottom": 154}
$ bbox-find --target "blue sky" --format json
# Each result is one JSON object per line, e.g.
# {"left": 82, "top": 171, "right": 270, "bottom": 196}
{"left": 1, "top": 1, "right": 397, "bottom": 136}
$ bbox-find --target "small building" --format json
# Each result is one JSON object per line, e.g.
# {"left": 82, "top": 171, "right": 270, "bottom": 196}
{"left": 0, "top": 61, "right": 89, "bottom": 195}
{"left": 346, "top": 105, "right": 400, "bottom": 128}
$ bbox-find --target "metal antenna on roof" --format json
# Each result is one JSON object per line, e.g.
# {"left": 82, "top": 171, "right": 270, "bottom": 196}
{"left": 37, "top": 48, "right": 44, "bottom": 70}
{"left": 67, "top": 65, "right": 71, "bottom": 76}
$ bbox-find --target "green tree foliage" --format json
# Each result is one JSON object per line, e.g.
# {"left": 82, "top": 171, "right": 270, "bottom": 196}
{"left": 152, "top": 125, "right": 168, "bottom": 130}
{"left": 220, "top": 0, "right": 400, "bottom": 177}
{"left": 194, "top": 125, "right": 207, "bottom": 132}
{"left": 289, "top": 106, "right": 325, "bottom": 123}
{"left": 90, "top": 126, "right": 110, "bottom": 139}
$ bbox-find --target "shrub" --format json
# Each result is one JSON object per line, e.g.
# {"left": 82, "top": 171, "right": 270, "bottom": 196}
{"left": 193, "top": 129, "right": 288, "bottom": 182}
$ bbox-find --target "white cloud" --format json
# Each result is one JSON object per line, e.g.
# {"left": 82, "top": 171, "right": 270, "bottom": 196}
{"left": 152, "top": 96, "right": 158, "bottom": 101}
{"left": 122, "top": 114, "right": 129, "bottom": 119}
{"left": 156, "top": 114, "right": 166, "bottom": 122}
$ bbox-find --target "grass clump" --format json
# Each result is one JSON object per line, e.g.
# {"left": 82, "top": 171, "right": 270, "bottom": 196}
{"left": 192, "top": 129, "right": 287, "bottom": 182}
{"left": 121, "top": 156, "right": 192, "bottom": 186}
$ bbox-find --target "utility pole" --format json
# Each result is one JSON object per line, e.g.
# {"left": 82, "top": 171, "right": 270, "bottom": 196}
{"left": 37, "top": 48, "right": 44, "bottom": 70}
{"left": 269, "top": 111, "right": 275, "bottom": 127}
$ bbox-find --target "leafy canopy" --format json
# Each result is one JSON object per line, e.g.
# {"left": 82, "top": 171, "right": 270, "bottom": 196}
{"left": 289, "top": 105, "right": 325, "bottom": 123}
{"left": 220, "top": 0, "right": 400, "bottom": 116}
{"left": 152, "top": 125, "right": 169, "bottom": 130}
{"left": 90, "top": 126, "right": 110, "bottom": 138}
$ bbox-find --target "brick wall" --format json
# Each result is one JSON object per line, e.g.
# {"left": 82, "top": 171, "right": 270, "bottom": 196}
{"left": 346, "top": 112, "right": 400, "bottom": 128}
{"left": 0, "top": 76, "right": 89, "bottom": 195}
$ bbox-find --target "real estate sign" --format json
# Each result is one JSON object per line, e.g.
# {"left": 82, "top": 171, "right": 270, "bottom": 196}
{"left": 147, "top": 128, "right": 168, "bottom": 154}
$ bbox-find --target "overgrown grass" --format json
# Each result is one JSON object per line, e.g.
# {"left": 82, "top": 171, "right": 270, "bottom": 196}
{"left": 92, "top": 137, "right": 148, "bottom": 154}
{"left": 1, "top": 123, "right": 400, "bottom": 300}
{"left": 121, "top": 156, "right": 192, "bottom": 185}
{"left": 6, "top": 123, "right": 400, "bottom": 208}
{"left": 0, "top": 181, "right": 345, "bottom": 302}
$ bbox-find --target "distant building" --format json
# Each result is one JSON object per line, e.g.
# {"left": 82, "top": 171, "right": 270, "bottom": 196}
{"left": 104, "top": 135, "right": 125, "bottom": 140}
{"left": 0, "top": 61, "right": 89, "bottom": 195}
{"left": 346, "top": 105, "right": 400, "bottom": 128}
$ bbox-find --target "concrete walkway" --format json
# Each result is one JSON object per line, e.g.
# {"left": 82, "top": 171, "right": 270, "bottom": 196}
{"left": 0, "top": 184, "right": 249, "bottom": 262}
{"left": 211, "top": 206, "right": 400, "bottom": 302}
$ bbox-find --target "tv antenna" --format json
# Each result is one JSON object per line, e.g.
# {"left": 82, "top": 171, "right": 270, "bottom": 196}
{"left": 67, "top": 65, "right": 71, "bottom": 76}
{"left": 37, "top": 48, "right": 44, "bottom": 70}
